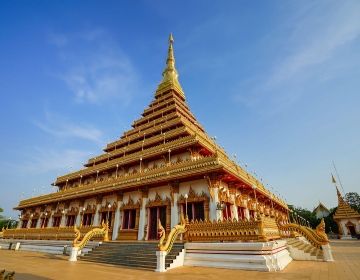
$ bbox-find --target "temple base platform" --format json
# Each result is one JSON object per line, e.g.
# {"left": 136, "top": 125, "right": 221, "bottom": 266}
{"left": 183, "top": 240, "right": 292, "bottom": 271}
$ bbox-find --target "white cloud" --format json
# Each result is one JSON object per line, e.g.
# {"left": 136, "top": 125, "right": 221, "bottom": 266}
{"left": 48, "top": 33, "right": 69, "bottom": 47}
{"left": 50, "top": 29, "right": 139, "bottom": 104}
{"left": 267, "top": 1, "right": 360, "bottom": 87}
{"left": 33, "top": 112, "right": 103, "bottom": 144}
{"left": 21, "top": 148, "right": 89, "bottom": 174}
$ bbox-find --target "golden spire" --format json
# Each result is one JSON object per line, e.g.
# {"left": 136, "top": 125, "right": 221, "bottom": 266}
{"left": 156, "top": 33, "right": 185, "bottom": 99}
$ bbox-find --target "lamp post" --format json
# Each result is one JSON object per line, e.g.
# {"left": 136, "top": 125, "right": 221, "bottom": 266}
{"left": 184, "top": 193, "right": 188, "bottom": 220}
{"left": 82, "top": 207, "right": 86, "bottom": 227}
{"left": 116, "top": 164, "right": 119, "bottom": 178}
{"left": 107, "top": 203, "right": 111, "bottom": 225}
{"left": 96, "top": 171, "right": 99, "bottom": 183}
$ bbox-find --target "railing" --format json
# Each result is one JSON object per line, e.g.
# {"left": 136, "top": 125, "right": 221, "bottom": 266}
{"left": 184, "top": 216, "right": 281, "bottom": 242}
{"left": 2, "top": 225, "right": 112, "bottom": 241}
{"left": 276, "top": 218, "right": 329, "bottom": 249}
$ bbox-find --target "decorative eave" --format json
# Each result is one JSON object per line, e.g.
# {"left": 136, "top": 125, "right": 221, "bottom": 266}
{"left": 55, "top": 133, "right": 198, "bottom": 185}
{"left": 16, "top": 155, "right": 223, "bottom": 210}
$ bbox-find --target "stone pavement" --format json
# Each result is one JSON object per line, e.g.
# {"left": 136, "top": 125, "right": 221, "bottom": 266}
{"left": 0, "top": 240, "right": 359, "bottom": 280}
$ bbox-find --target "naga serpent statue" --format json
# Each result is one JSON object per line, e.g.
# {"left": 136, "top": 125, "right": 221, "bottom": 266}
{"left": 276, "top": 217, "right": 329, "bottom": 248}
{"left": 158, "top": 215, "right": 187, "bottom": 253}
{"left": 72, "top": 221, "right": 109, "bottom": 250}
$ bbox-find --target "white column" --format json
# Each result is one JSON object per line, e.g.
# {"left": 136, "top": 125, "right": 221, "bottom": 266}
{"left": 156, "top": 251, "right": 167, "bottom": 272}
{"left": 171, "top": 193, "right": 179, "bottom": 227}
{"left": 231, "top": 203, "right": 238, "bottom": 221}
{"left": 209, "top": 187, "right": 221, "bottom": 221}
{"left": 75, "top": 212, "right": 82, "bottom": 227}
{"left": 112, "top": 202, "right": 122, "bottom": 240}
{"left": 138, "top": 198, "right": 148, "bottom": 240}
{"left": 244, "top": 208, "right": 250, "bottom": 220}
{"left": 48, "top": 211, "right": 54, "bottom": 227}
{"left": 93, "top": 204, "right": 101, "bottom": 226}
{"left": 36, "top": 217, "right": 41, "bottom": 228}
{"left": 60, "top": 214, "right": 66, "bottom": 227}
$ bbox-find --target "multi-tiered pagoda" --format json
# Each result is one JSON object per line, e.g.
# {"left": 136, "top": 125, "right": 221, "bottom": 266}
{"left": 14, "top": 34, "right": 288, "bottom": 241}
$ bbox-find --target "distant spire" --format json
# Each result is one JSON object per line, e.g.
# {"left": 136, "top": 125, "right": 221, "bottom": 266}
{"left": 156, "top": 33, "right": 185, "bottom": 98}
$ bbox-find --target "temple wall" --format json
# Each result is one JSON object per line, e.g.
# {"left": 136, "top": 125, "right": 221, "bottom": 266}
{"left": 339, "top": 218, "right": 360, "bottom": 236}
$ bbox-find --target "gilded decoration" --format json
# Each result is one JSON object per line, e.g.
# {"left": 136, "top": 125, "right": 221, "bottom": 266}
{"left": 276, "top": 218, "right": 329, "bottom": 249}
{"left": 53, "top": 208, "right": 64, "bottom": 217}
{"left": 204, "top": 175, "right": 221, "bottom": 201}
{"left": 99, "top": 201, "right": 117, "bottom": 212}
{"left": 146, "top": 193, "right": 171, "bottom": 208}
{"left": 235, "top": 194, "right": 247, "bottom": 208}
{"left": 178, "top": 187, "right": 209, "bottom": 204}
{"left": 169, "top": 182, "right": 179, "bottom": 206}
{"left": 66, "top": 207, "right": 79, "bottom": 216}
{"left": 73, "top": 221, "right": 109, "bottom": 249}
{"left": 185, "top": 216, "right": 280, "bottom": 242}
{"left": 120, "top": 198, "right": 140, "bottom": 210}
{"left": 158, "top": 215, "right": 187, "bottom": 253}
{"left": 218, "top": 188, "right": 232, "bottom": 204}
{"left": 83, "top": 204, "right": 96, "bottom": 214}
{"left": 40, "top": 211, "right": 51, "bottom": 218}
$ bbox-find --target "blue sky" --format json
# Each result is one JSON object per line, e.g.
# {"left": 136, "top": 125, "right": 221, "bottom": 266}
{"left": 1, "top": 0, "right": 359, "bottom": 218}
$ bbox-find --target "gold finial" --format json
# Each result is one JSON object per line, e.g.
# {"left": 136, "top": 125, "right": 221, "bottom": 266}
{"left": 169, "top": 33, "right": 174, "bottom": 43}
{"left": 156, "top": 33, "right": 185, "bottom": 98}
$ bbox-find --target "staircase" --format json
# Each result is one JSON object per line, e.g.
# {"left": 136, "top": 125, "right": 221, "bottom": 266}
{"left": 286, "top": 238, "right": 324, "bottom": 261}
{"left": 80, "top": 242, "right": 184, "bottom": 270}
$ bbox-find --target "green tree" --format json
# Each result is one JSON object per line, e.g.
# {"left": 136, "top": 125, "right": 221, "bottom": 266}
{"left": 344, "top": 192, "right": 360, "bottom": 212}
{"left": 324, "top": 207, "right": 338, "bottom": 234}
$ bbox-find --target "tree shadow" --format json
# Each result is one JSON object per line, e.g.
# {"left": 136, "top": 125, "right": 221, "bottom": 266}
{"left": 10, "top": 273, "right": 53, "bottom": 280}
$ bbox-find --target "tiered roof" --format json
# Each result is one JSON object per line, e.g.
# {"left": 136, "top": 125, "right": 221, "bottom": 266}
{"left": 333, "top": 187, "right": 360, "bottom": 220}
{"left": 16, "top": 34, "right": 287, "bottom": 210}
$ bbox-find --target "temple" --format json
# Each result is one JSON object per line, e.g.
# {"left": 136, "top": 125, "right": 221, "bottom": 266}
{"left": 313, "top": 202, "right": 330, "bottom": 219}
{"left": 1, "top": 34, "right": 336, "bottom": 272}
{"left": 333, "top": 187, "right": 360, "bottom": 239}
{"left": 11, "top": 34, "right": 289, "bottom": 241}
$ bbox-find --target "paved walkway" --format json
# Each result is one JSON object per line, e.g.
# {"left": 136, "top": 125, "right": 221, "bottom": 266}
{"left": 0, "top": 240, "right": 359, "bottom": 280}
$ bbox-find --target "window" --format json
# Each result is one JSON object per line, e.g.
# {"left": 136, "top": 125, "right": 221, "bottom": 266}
{"left": 21, "top": 220, "right": 28, "bottom": 228}
{"left": 100, "top": 211, "right": 113, "bottom": 227}
{"left": 182, "top": 202, "right": 204, "bottom": 221}
{"left": 237, "top": 207, "right": 246, "bottom": 220}
{"left": 122, "top": 209, "right": 136, "bottom": 229}
{"left": 40, "top": 217, "right": 49, "bottom": 228}
{"left": 52, "top": 216, "right": 61, "bottom": 227}
{"left": 82, "top": 213, "right": 93, "bottom": 226}
{"left": 30, "top": 219, "right": 38, "bottom": 228}
{"left": 222, "top": 203, "right": 232, "bottom": 220}
{"left": 249, "top": 210, "right": 256, "bottom": 220}
{"left": 66, "top": 215, "right": 76, "bottom": 227}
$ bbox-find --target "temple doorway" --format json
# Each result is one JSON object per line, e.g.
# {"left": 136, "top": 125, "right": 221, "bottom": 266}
{"left": 148, "top": 206, "right": 166, "bottom": 240}
{"left": 347, "top": 224, "right": 356, "bottom": 236}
